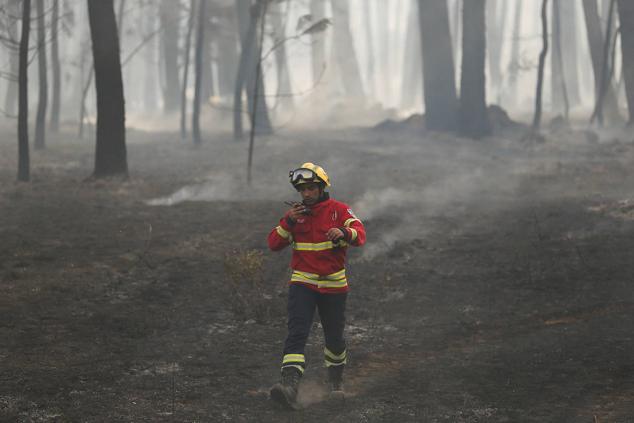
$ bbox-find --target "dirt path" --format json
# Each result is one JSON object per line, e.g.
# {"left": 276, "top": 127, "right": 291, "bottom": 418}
{"left": 1, "top": 126, "right": 633, "bottom": 422}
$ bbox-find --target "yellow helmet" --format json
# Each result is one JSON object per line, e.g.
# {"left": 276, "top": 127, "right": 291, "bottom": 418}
{"left": 289, "top": 162, "right": 331, "bottom": 187}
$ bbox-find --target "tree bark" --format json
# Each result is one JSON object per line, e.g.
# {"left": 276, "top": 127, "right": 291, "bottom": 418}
{"left": 532, "top": 0, "right": 549, "bottom": 132}
{"left": 88, "top": 0, "right": 128, "bottom": 178}
{"left": 618, "top": 0, "right": 634, "bottom": 124}
{"left": 17, "top": 0, "right": 31, "bottom": 182}
{"left": 34, "top": 0, "right": 48, "bottom": 150}
{"left": 460, "top": 0, "right": 490, "bottom": 138}
{"left": 180, "top": 0, "right": 196, "bottom": 140}
{"left": 418, "top": 0, "right": 458, "bottom": 132}
{"left": 486, "top": 0, "right": 507, "bottom": 102}
{"left": 216, "top": 6, "right": 239, "bottom": 99}
{"left": 160, "top": 0, "right": 181, "bottom": 112}
{"left": 551, "top": 0, "right": 569, "bottom": 118}
{"left": 591, "top": 0, "right": 617, "bottom": 125}
{"left": 582, "top": 0, "right": 621, "bottom": 123}
{"left": 193, "top": 0, "right": 207, "bottom": 145}
{"left": 50, "top": 0, "right": 61, "bottom": 132}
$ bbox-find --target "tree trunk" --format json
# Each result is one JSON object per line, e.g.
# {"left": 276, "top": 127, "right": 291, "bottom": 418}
{"left": 591, "top": 0, "right": 617, "bottom": 125}
{"left": 486, "top": 0, "right": 507, "bottom": 102}
{"left": 34, "top": 0, "right": 48, "bottom": 150}
{"left": 17, "top": 0, "right": 31, "bottom": 182}
{"left": 160, "top": 0, "right": 181, "bottom": 112}
{"left": 270, "top": 1, "right": 293, "bottom": 111}
{"left": 532, "top": 0, "right": 549, "bottom": 132}
{"left": 401, "top": 0, "right": 422, "bottom": 110}
{"left": 551, "top": 0, "right": 569, "bottom": 118}
{"left": 216, "top": 7, "right": 239, "bottom": 99}
{"left": 582, "top": 0, "right": 621, "bottom": 123}
{"left": 233, "top": 0, "right": 272, "bottom": 140}
{"left": 618, "top": 0, "right": 634, "bottom": 124}
{"left": 560, "top": 0, "right": 581, "bottom": 107}
{"left": 180, "top": 0, "right": 196, "bottom": 140}
{"left": 505, "top": 0, "right": 523, "bottom": 106}
{"left": 201, "top": 2, "right": 214, "bottom": 100}
{"left": 193, "top": 0, "right": 207, "bottom": 145}
{"left": 418, "top": 0, "right": 458, "bottom": 132}
{"left": 88, "top": 0, "right": 128, "bottom": 178}
{"left": 50, "top": 0, "right": 61, "bottom": 132}
{"left": 460, "top": 0, "right": 490, "bottom": 138}
{"left": 5, "top": 0, "right": 20, "bottom": 117}
{"left": 331, "top": 0, "right": 365, "bottom": 101}
{"left": 143, "top": 4, "right": 158, "bottom": 112}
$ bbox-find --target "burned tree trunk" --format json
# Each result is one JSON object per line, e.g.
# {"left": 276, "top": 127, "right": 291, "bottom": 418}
{"left": 88, "top": 0, "right": 128, "bottom": 178}
{"left": 618, "top": 0, "right": 634, "bottom": 124}
{"left": 582, "top": 0, "right": 621, "bottom": 123}
{"left": 591, "top": 0, "right": 617, "bottom": 125}
{"left": 460, "top": 0, "right": 490, "bottom": 138}
{"left": 551, "top": 0, "right": 569, "bottom": 119}
{"left": 17, "top": 0, "right": 31, "bottom": 182}
{"left": 418, "top": 0, "right": 458, "bottom": 132}
{"left": 180, "top": 0, "right": 196, "bottom": 140}
{"left": 193, "top": 0, "right": 207, "bottom": 145}
{"left": 5, "top": 0, "right": 20, "bottom": 117}
{"left": 34, "top": 0, "right": 48, "bottom": 150}
{"left": 50, "top": 0, "right": 61, "bottom": 132}
{"left": 532, "top": 0, "right": 549, "bottom": 132}
{"left": 160, "top": 0, "right": 181, "bottom": 112}
{"left": 560, "top": 1, "right": 581, "bottom": 107}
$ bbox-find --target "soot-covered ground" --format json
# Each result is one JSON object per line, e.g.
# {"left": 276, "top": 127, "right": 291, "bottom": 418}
{"left": 1, "top": 123, "right": 633, "bottom": 422}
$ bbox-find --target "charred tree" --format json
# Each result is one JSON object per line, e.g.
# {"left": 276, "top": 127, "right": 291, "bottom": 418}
{"left": 582, "top": 0, "right": 621, "bottom": 123}
{"left": 532, "top": 0, "right": 549, "bottom": 132}
{"left": 34, "top": 0, "right": 48, "bottom": 150}
{"left": 551, "top": 0, "right": 569, "bottom": 119}
{"left": 50, "top": 0, "right": 61, "bottom": 132}
{"left": 193, "top": 0, "right": 207, "bottom": 145}
{"left": 331, "top": 0, "right": 365, "bottom": 101}
{"left": 460, "top": 0, "right": 490, "bottom": 138}
{"left": 233, "top": 0, "right": 272, "bottom": 140}
{"left": 618, "top": 0, "right": 634, "bottom": 124}
{"left": 88, "top": 0, "right": 128, "bottom": 178}
{"left": 4, "top": 0, "right": 20, "bottom": 117}
{"left": 591, "top": 0, "right": 617, "bottom": 125}
{"left": 17, "top": 0, "right": 31, "bottom": 182}
{"left": 160, "top": 0, "right": 181, "bottom": 112}
{"left": 180, "top": 0, "right": 196, "bottom": 140}
{"left": 418, "top": 0, "right": 458, "bottom": 132}
{"left": 560, "top": 1, "right": 581, "bottom": 107}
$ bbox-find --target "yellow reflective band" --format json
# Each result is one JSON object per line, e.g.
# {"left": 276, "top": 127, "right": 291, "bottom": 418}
{"left": 282, "top": 354, "right": 305, "bottom": 364}
{"left": 293, "top": 241, "right": 335, "bottom": 251}
{"left": 282, "top": 364, "right": 305, "bottom": 374}
{"left": 325, "top": 360, "right": 346, "bottom": 367}
{"left": 344, "top": 218, "right": 360, "bottom": 227}
{"left": 276, "top": 225, "right": 292, "bottom": 240}
{"left": 290, "top": 269, "right": 348, "bottom": 289}
{"left": 324, "top": 348, "right": 347, "bottom": 361}
{"left": 349, "top": 228, "right": 358, "bottom": 242}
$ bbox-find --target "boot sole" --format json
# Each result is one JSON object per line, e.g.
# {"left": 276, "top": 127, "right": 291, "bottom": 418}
{"left": 270, "top": 385, "right": 301, "bottom": 410}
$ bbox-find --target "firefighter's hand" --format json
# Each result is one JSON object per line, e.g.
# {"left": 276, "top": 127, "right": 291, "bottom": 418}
{"left": 287, "top": 203, "right": 308, "bottom": 222}
{"left": 326, "top": 228, "right": 345, "bottom": 241}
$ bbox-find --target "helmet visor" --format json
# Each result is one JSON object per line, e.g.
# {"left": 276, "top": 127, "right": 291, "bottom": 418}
{"left": 289, "top": 168, "right": 318, "bottom": 185}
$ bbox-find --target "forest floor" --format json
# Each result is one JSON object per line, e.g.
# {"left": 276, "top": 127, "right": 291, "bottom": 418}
{"left": 1, "top": 120, "right": 633, "bottom": 422}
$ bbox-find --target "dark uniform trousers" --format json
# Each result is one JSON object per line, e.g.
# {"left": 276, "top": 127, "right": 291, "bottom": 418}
{"left": 281, "top": 283, "right": 347, "bottom": 373}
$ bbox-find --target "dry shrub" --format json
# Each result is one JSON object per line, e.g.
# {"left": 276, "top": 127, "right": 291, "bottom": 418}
{"left": 223, "top": 249, "right": 272, "bottom": 322}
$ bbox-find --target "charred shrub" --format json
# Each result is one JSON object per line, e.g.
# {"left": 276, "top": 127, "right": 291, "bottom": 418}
{"left": 223, "top": 249, "right": 272, "bottom": 322}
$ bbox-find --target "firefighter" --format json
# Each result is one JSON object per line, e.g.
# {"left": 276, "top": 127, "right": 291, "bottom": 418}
{"left": 267, "top": 162, "right": 366, "bottom": 409}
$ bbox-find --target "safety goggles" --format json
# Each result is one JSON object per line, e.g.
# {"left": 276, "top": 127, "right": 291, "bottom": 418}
{"left": 289, "top": 168, "right": 317, "bottom": 184}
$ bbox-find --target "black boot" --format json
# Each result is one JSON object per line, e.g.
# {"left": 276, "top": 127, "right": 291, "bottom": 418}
{"left": 327, "top": 365, "right": 345, "bottom": 401}
{"left": 270, "top": 367, "right": 302, "bottom": 410}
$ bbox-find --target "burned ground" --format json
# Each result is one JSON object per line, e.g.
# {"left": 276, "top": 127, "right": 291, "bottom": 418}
{"left": 1, "top": 124, "right": 633, "bottom": 422}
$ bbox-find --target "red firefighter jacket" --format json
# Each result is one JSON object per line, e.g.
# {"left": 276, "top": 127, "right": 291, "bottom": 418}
{"left": 268, "top": 194, "right": 366, "bottom": 294}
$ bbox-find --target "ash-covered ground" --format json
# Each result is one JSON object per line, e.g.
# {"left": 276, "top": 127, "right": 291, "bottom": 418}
{"left": 1, "top": 122, "right": 633, "bottom": 422}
